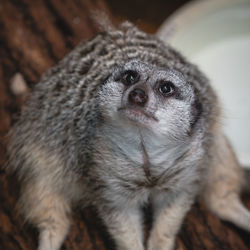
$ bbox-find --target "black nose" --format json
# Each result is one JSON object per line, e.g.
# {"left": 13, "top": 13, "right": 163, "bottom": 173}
{"left": 129, "top": 88, "right": 148, "bottom": 106}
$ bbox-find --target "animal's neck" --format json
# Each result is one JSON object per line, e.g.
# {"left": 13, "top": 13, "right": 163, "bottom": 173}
{"left": 100, "top": 122, "right": 189, "bottom": 168}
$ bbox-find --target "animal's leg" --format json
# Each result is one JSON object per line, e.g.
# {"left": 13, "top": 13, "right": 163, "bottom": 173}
{"left": 20, "top": 186, "right": 71, "bottom": 250}
{"left": 148, "top": 192, "right": 194, "bottom": 250}
{"left": 98, "top": 204, "right": 144, "bottom": 250}
{"left": 203, "top": 133, "right": 250, "bottom": 231}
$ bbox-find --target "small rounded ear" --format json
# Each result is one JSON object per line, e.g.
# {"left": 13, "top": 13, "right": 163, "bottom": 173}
{"left": 91, "top": 10, "right": 115, "bottom": 32}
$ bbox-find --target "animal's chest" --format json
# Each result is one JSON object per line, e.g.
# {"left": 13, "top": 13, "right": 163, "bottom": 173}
{"left": 99, "top": 131, "right": 187, "bottom": 189}
{"left": 94, "top": 129, "right": 193, "bottom": 208}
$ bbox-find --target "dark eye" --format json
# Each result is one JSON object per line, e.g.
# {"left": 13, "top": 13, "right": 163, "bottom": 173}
{"left": 158, "top": 81, "right": 175, "bottom": 96}
{"left": 122, "top": 70, "right": 139, "bottom": 85}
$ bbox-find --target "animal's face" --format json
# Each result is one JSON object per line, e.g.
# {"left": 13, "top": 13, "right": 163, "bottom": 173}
{"left": 98, "top": 59, "right": 201, "bottom": 140}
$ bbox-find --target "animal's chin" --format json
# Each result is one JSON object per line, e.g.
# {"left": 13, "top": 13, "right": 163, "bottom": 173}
{"left": 118, "top": 107, "right": 158, "bottom": 126}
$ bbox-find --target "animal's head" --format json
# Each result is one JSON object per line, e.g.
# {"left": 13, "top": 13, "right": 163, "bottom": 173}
{"left": 71, "top": 21, "right": 216, "bottom": 141}
{"left": 99, "top": 59, "right": 202, "bottom": 140}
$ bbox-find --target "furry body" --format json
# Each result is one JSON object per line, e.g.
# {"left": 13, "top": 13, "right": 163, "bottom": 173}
{"left": 8, "top": 22, "right": 250, "bottom": 250}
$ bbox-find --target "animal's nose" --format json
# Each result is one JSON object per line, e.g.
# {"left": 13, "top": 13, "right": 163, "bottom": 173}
{"left": 128, "top": 88, "right": 148, "bottom": 106}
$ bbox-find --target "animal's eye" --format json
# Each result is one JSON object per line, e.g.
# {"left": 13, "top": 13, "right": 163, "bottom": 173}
{"left": 122, "top": 70, "right": 139, "bottom": 85}
{"left": 158, "top": 81, "right": 175, "bottom": 96}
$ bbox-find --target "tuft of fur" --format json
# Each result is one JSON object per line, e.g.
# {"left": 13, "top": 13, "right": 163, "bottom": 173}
{"left": 8, "top": 21, "right": 250, "bottom": 250}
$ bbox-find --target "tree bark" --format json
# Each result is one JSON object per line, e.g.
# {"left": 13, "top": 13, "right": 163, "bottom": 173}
{"left": 0, "top": 1, "right": 249, "bottom": 249}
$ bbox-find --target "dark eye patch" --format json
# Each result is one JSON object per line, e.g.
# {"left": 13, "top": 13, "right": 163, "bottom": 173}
{"left": 158, "top": 81, "right": 175, "bottom": 97}
{"left": 190, "top": 98, "right": 203, "bottom": 129}
{"left": 121, "top": 70, "right": 140, "bottom": 86}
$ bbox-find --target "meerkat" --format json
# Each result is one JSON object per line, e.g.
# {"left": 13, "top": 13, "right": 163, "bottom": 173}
{"left": 8, "top": 21, "right": 250, "bottom": 250}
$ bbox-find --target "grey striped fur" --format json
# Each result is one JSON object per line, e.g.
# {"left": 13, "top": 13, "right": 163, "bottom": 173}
{"left": 8, "top": 21, "right": 250, "bottom": 250}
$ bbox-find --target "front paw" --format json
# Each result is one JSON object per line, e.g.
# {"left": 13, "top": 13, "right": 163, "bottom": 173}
{"left": 147, "top": 233, "right": 175, "bottom": 250}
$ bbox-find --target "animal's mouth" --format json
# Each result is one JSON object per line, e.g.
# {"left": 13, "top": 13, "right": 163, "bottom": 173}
{"left": 118, "top": 107, "right": 158, "bottom": 124}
